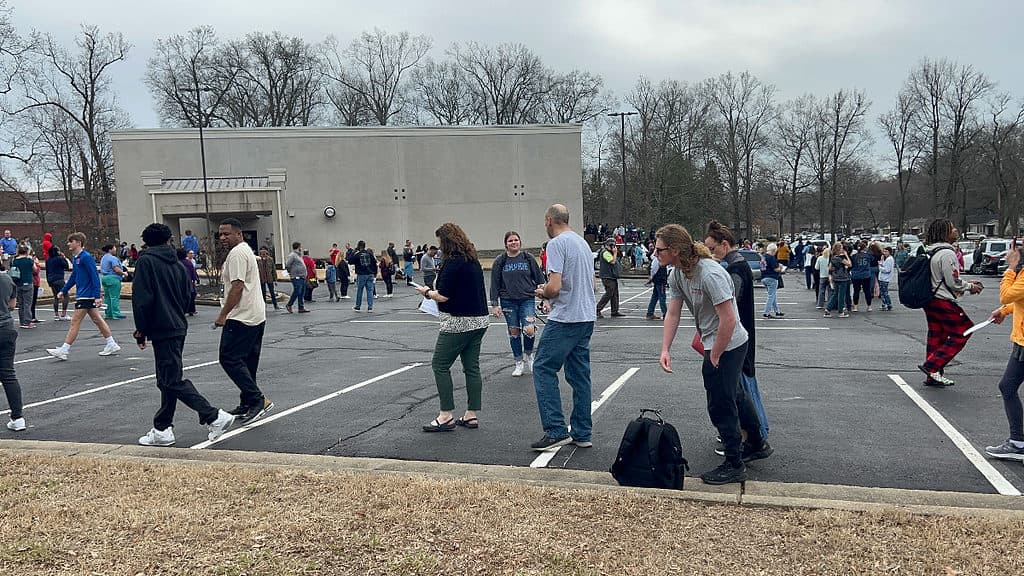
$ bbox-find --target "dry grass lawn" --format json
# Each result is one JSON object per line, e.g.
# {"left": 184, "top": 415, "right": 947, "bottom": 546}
{"left": 1, "top": 453, "right": 1022, "bottom": 575}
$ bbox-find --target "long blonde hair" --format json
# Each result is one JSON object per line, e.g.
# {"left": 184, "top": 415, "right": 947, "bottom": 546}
{"left": 656, "top": 224, "right": 712, "bottom": 279}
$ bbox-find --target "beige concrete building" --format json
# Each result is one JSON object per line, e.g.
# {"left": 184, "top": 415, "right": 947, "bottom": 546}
{"left": 111, "top": 125, "right": 582, "bottom": 262}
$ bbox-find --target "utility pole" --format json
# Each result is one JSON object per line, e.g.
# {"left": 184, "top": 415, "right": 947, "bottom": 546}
{"left": 608, "top": 111, "right": 637, "bottom": 225}
{"left": 177, "top": 84, "right": 215, "bottom": 276}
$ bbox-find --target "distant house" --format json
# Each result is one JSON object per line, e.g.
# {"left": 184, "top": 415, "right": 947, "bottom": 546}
{"left": 0, "top": 188, "right": 118, "bottom": 243}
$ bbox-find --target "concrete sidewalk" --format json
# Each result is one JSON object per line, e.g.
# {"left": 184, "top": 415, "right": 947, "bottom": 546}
{"left": 3, "top": 438, "right": 1022, "bottom": 520}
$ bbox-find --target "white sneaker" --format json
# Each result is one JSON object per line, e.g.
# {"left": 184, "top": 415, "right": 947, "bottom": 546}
{"left": 61, "top": 315, "right": 72, "bottom": 321}
{"left": 53, "top": 315, "right": 61, "bottom": 321}
{"left": 512, "top": 361, "right": 525, "bottom": 377}
{"left": 341, "top": 295, "right": 351, "bottom": 299}
{"left": 524, "top": 353, "right": 534, "bottom": 373}
{"left": 46, "top": 347, "right": 68, "bottom": 361}
{"left": 6, "top": 418, "right": 26, "bottom": 432}
{"left": 138, "top": 427, "right": 175, "bottom": 446}
{"left": 207, "top": 409, "right": 235, "bottom": 441}
{"left": 98, "top": 342, "right": 121, "bottom": 356}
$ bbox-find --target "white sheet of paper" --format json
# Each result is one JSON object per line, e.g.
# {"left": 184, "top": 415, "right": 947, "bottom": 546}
{"left": 963, "top": 318, "right": 993, "bottom": 336}
{"left": 419, "top": 297, "right": 439, "bottom": 317}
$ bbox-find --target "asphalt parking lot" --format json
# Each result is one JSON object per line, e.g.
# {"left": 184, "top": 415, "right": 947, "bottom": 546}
{"left": 3, "top": 272, "right": 1023, "bottom": 495}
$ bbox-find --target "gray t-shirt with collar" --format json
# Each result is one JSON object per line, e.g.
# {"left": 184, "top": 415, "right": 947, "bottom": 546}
{"left": 668, "top": 258, "right": 748, "bottom": 352}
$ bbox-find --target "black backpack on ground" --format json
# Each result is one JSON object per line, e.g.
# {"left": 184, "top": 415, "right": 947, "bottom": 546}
{"left": 610, "top": 409, "right": 688, "bottom": 490}
{"left": 898, "top": 246, "right": 952, "bottom": 309}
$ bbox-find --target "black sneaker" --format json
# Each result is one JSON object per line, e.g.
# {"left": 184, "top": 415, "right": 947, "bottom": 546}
{"left": 227, "top": 404, "right": 247, "bottom": 416}
{"left": 700, "top": 460, "right": 747, "bottom": 485}
{"left": 238, "top": 398, "right": 275, "bottom": 425}
{"left": 742, "top": 441, "right": 773, "bottom": 462}
{"left": 530, "top": 434, "right": 572, "bottom": 451}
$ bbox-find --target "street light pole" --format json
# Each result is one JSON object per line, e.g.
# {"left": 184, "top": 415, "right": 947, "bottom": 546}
{"left": 608, "top": 111, "right": 637, "bottom": 225}
{"left": 177, "top": 84, "right": 214, "bottom": 273}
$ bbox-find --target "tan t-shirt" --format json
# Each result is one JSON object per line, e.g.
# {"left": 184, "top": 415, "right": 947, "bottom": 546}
{"left": 222, "top": 242, "right": 266, "bottom": 326}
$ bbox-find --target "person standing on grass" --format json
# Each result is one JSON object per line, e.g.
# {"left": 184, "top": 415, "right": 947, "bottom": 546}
{"left": 10, "top": 246, "right": 35, "bottom": 329}
{"left": 257, "top": 246, "right": 278, "bottom": 310}
{"left": 489, "top": 230, "right": 546, "bottom": 377}
{"left": 985, "top": 247, "right": 1024, "bottom": 461}
{"left": 215, "top": 218, "right": 274, "bottom": 425}
{"left": 0, "top": 263, "right": 26, "bottom": 432}
{"left": 918, "top": 218, "right": 983, "bottom": 388}
{"left": 45, "top": 246, "right": 70, "bottom": 320}
{"left": 705, "top": 220, "right": 770, "bottom": 445}
{"left": 284, "top": 242, "right": 308, "bottom": 314}
{"left": 657, "top": 224, "right": 770, "bottom": 485}
{"left": 132, "top": 224, "right": 234, "bottom": 447}
{"left": 99, "top": 244, "right": 127, "bottom": 320}
{"left": 417, "top": 223, "right": 489, "bottom": 433}
{"left": 46, "top": 233, "right": 120, "bottom": 360}
{"left": 530, "top": 204, "right": 597, "bottom": 451}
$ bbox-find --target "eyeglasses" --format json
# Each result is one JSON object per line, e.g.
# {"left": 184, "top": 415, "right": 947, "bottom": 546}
{"left": 653, "top": 246, "right": 669, "bottom": 254}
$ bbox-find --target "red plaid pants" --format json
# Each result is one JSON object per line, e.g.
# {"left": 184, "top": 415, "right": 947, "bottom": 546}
{"left": 922, "top": 298, "right": 973, "bottom": 373}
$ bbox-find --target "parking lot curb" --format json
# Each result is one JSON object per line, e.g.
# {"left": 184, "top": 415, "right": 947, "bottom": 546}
{"left": 3, "top": 439, "right": 1023, "bottom": 519}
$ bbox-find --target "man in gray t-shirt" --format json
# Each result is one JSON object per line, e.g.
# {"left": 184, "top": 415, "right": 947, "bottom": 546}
{"left": 668, "top": 260, "right": 748, "bottom": 353}
{"left": 529, "top": 204, "right": 596, "bottom": 452}
{"left": 0, "top": 268, "right": 25, "bottom": 431}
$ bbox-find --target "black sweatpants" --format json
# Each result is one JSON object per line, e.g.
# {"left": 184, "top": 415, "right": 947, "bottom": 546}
{"left": 702, "top": 343, "right": 762, "bottom": 464}
{"left": 153, "top": 335, "right": 218, "bottom": 430}
{"left": 998, "top": 346, "right": 1024, "bottom": 442}
{"left": 219, "top": 320, "right": 266, "bottom": 408}
{"left": 852, "top": 277, "right": 873, "bottom": 306}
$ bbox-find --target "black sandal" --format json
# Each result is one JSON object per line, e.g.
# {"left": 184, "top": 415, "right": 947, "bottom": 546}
{"left": 455, "top": 417, "right": 479, "bottom": 429}
{"left": 422, "top": 418, "right": 456, "bottom": 433}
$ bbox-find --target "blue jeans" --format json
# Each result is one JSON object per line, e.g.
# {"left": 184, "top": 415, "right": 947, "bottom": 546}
{"left": 500, "top": 298, "right": 536, "bottom": 360}
{"left": 355, "top": 274, "right": 374, "bottom": 309}
{"left": 762, "top": 277, "right": 780, "bottom": 315}
{"left": 646, "top": 283, "right": 667, "bottom": 316}
{"left": 532, "top": 320, "right": 594, "bottom": 442}
{"left": 741, "top": 373, "right": 769, "bottom": 440}
{"left": 286, "top": 277, "right": 305, "bottom": 309}
{"left": 879, "top": 280, "right": 892, "bottom": 308}
{"left": 403, "top": 261, "right": 414, "bottom": 281}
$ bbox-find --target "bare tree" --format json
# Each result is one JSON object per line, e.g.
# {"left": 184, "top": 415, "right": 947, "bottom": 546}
{"left": 452, "top": 42, "right": 550, "bottom": 125}
{"left": 986, "top": 93, "right": 1024, "bottom": 235}
{"left": 821, "top": 89, "right": 871, "bottom": 237}
{"left": 773, "top": 95, "right": 815, "bottom": 237}
{"left": 540, "top": 70, "right": 607, "bottom": 123}
{"left": 230, "top": 32, "right": 324, "bottom": 126}
{"left": 323, "top": 29, "right": 431, "bottom": 126}
{"left": 941, "top": 63, "right": 992, "bottom": 223}
{"left": 879, "top": 88, "right": 922, "bottom": 233}
{"left": 908, "top": 58, "right": 952, "bottom": 211}
{"left": 410, "top": 58, "right": 478, "bottom": 125}
{"left": 146, "top": 27, "right": 236, "bottom": 127}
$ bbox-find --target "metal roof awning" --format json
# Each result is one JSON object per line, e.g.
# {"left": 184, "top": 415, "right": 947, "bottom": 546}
{"left": 160, "top": 177, "right": 273, "bottom": 192}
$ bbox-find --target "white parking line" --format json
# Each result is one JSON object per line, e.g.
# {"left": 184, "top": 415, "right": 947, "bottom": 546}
{"left": 190, "top": 363, "right": 425, "bottom": 449}
{"left": 887, "top": 374, "right": 1021, "bottom": 496}
{"left": 14, "top": 356, "right": 51, "bottom": 365}
{"left": 0, "top": 360, "right": 221, "bottom": 416}
{"left": 529, "top": 367, "right": 640, "bottom": 468}
{"left": 600, "top": 325, "right": 829, "bottom": 330}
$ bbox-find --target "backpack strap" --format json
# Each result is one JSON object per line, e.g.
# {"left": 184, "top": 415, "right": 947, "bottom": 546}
{"left": 647, "top": 420, "right": 664, "bottom": 468}
{"left": 927, "top": 246, "right": 955, "bottom": 297}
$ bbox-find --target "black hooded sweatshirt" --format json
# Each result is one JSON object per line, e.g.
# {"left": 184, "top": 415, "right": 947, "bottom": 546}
{"left": 132, "top": 243, "right": 189, "bottom": 342}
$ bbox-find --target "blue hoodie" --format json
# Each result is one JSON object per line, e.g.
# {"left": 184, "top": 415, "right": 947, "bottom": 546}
{"left": 62, "top": 249, "right": 101, "bottom": 299}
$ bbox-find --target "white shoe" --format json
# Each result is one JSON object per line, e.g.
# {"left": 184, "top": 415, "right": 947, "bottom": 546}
{"left": 138, "top": 427, "right": 175, "bottom": 446}
{"left": 98, "top": 342, "right": 121, "bottom": 356}
{"left": 6, "top": 418, "right": 26, "bottom": 432}
{"left": 53, "top": 315, "right": 61, "bottom": 321}
{"left": 524, "top": 353, "right": 534, "bottom": 374}
{"left": 61, "top": 315, "right": 72, "bottom": 321}
{"left": 46, "top": 347, "right": 68, "bottom": 361}
{"left": 512, "top": 361, "right": 525, "bottom": 377}
{"left": 341, "top": 295, "right": 351, "bottom": 299}
{"left": 207, "top": 409, "right": 235, "bottom": 441}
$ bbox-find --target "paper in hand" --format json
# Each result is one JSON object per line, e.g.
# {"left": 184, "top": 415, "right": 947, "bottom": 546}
{"left": 963, "top": 318, "right": 993, "bottom": 337}
{"left": 419, "top": 297, "right": 439, "bottom": 317}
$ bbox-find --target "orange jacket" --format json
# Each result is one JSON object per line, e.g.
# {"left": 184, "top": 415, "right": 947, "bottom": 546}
{"left": 998, "top": 269, "right": 1024, "bottom": 347}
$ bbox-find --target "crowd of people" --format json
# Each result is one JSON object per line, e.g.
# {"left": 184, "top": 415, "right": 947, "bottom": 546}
{"left": 4, "top": 213, "right": 1024, "bottom": 484}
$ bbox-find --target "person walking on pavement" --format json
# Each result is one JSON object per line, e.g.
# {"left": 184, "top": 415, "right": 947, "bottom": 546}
{"left": 215, "top": 218, "right": 274, "bottom": 424}
{"left": 99, "top": 244, "right": 127, "bottom": 320}
{"left": 132, "top": 224, "right": 234, "bottom": 447}
{"left": 984, "top": 246, "right": 1024, "bottom": 461}
{"left": 596, "top": 238, "right": 625, "bottom": 318}
{"left": 489, "top": 231, "right": 546, "bottom": 377}
{"left": 705, "top": 220, "right": 771, "bottom": 447}
{"left": 0, "top": 263, "right": 26, "bottom": 432}
{"left": 258, "top": 246, "right": 279, "bottom": 310}
{"left": 283, "top": 242, "right": 308, "bottom": 313}
{"left": 9, "top": 247, "right": 35, "bottom": 328}
{"left": 645, "top": 250, "right": 668, "bottom": 320}
{"left": 657, "top": 224, "right": 769, "bottom": 485}
{"left": 348, "top": 240, "right": 378, "bottom": 312}
{"left": 46, "top": 233, "right": 120, "bottom": 360}
{"left": 530, "top": 204, "right": 598, "bottom": 451}
{"left": 918, "top": 218, "right": 983, "bottom": 387}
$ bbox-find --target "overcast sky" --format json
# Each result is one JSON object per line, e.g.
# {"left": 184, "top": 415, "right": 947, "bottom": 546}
{"left": 9, "top": 0, "right": 1024, "bottom": 165}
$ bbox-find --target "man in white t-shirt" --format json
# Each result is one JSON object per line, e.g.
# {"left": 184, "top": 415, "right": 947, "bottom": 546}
{"left": 215, "top": 218, "right": 274, "bottom": 426}
{"left": 530, "top": 204, "right": 598, "bottom": 451}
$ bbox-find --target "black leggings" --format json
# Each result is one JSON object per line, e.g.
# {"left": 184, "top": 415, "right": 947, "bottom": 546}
{"left": 852, "top": 277, "right": 873, "bottom": 306}
{"left": 50, "top": 280, "right": 67, "bottom": 316}
{"left": 999, "top": 349, "right": 1024, "bottom": 441}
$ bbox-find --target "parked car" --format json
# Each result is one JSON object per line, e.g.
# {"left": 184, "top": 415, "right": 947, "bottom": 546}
{"left": 969, "top": 238, "right": 1011, "bottom": 275}
{"left": 740, "top": 249, "right": 763, "bottom": 283}
{"left": 964, "top": 232, "right": 986, "bottom": 241}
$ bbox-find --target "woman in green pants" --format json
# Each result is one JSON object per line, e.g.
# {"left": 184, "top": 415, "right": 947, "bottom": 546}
{"left": 416, "top": 223, "right": 489, "bottom": 432}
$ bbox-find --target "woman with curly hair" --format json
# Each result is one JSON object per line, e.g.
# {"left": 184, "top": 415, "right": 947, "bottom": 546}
{"left": 656, "top": 224, "right": 769, "bottom": 485}
{"left": 416, "top": 223, "right": 489, "bottom": 432}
